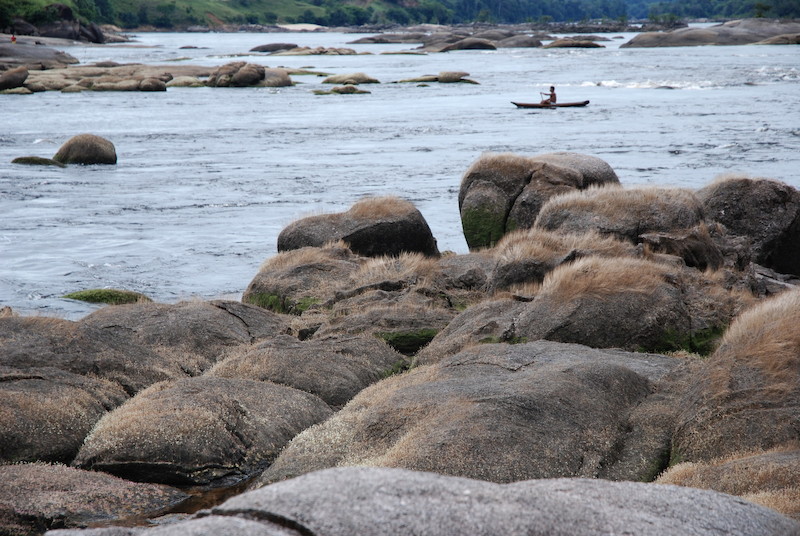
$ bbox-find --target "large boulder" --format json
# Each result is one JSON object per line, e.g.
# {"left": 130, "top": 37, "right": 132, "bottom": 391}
{"left": 256, "top": 340, "right": 684, "bottom": 486}
{"left": 698, "top": 175, "right": 800, "bottom": 276}
{"left": 420, "top": 256, "right": 750, "bottom": 363}
{"left": 487, "top": 227, "right": 637, "bottom": 291}
{"left": 657, "top": 447, "right": 800, "bottom": 521}
{"left": 622, "top": 18, "right": 800, "bottom": 47}
{"left": 277, "top": 196, "right": 439, "bottom": 258}
{"left": 439, "top": 37, "right": 497, "bottom": 52}
{"left": 44, "top": 467, "right": 800, "bottom": 535}
{"left": 208, "top": 334, "right": 409, "bottom": 408}
{"left": 73, "top": 376, "right": 333, "bottom": 486}
{"left": 672, "top": 289, "right": 800, "bottom": 463}
{"left": 459, "top": 152, "right": 619, "bottom": 249}
{"left": 0, "top": 463, "right": 188, "bottom": 535}
{"left": 510, "top": 256, "right": 748, "bottom": 355}
{"left": 0, "top": 366, "right": 127, "bottom": 464}
{"left": 53, "top": 134, "right": 117, "bottom": 165}
{"left": 230, "top": 467, "right": 800, "bottom": 536}
{"left": 0, "top": 66, "right": 28, "bottom": 91}
{"left": 534, "top": 185, "right": 706, "bottom": 243}
{"left": 206, "top": 62, "right": 292, "bottom": 87}
{"left": 243, "top": 244, "right": 364, "bottom": 315}
{"left": 0, "top": 316, "right": 184, "bottom": 395}
{"left": 0, "top": 43, "right": 79, "bottom": 69}
{"left": 80, "top": 300, "right": 290, "bottom": 374}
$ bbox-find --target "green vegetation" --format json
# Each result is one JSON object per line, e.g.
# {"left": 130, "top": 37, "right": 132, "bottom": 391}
{"left": 376, "top": 328, "right": 439, "bottom": 355}
{"left": 63, "top": 288, "right": 151, "bottom": 305}
{"left": 647, "top": 325, "right": 725, "bottom": 357}
{"left": 461, "top": 207, "right": 507, "bottom": 251}
{"left": 381, "top": 358, "right": 413, "bottom": 378}
{"left": 2, "top": 0, "right": 797, "bottom": 32}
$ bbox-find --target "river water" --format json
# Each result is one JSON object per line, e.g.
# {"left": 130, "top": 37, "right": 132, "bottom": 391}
{"left": 1, "top": 29, "right": 799, "bottom": 319}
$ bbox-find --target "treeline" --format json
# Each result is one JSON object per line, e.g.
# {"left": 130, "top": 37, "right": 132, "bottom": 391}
{"left": 2, "top": 0, "right": 798, "bottom": 32}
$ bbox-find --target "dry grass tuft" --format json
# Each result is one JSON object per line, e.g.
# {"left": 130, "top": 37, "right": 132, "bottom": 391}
{"left": 347, "top": 196, "right": 417, "bottom": 219}
{"left": 537, "top": 256, "right": 673, "bottom": 303}
{"left": 259, "top": 241, "right": 353, "bottom": 272}
{"left": 350, "top": 253, "right": 442, "bottom": 288}
{"left": 710, "top": 288, "right": 800, "bottom": 394}
{"left": 493, "top": 227, "right": 634, "bottom": 264}
{"left": 536, "top": 185, "right": 702, "bottom": 230}
{"left": 657, "top": 444, "right": 800, "bottom": 519}
{"left": 462, "top": 152, "right": 533, "bottom": 183}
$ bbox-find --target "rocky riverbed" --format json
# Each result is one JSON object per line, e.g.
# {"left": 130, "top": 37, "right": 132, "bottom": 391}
{"left": 1, "top": 142, "right": 800, "bottom": 534}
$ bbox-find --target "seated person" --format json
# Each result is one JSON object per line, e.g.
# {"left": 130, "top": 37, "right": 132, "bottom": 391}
{"left": 540, "top": 86, "right": 557, "bottom": 105}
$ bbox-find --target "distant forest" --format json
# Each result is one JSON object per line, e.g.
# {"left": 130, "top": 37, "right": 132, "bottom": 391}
{"left": 2, "top": 0, "right": 798, "bottom": 31}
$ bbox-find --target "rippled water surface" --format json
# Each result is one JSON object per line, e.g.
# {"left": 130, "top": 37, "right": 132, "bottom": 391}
{"left": 2, "top": 29, "right": 799, "bottom": 318}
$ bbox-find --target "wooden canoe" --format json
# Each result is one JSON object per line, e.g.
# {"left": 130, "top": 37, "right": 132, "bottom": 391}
{"left": 512, "top": 100, "right": 590, "bottom": 108}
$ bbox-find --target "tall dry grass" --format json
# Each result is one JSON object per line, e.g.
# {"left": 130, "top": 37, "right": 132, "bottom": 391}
{"left": 710, "top": 288, "right": 800, "bottom": 395}
{"left": 493, "top": 227, "right": 635, "bottom": 265}
{"left": 346, "top": 196, "right": 418, "bottom": 219}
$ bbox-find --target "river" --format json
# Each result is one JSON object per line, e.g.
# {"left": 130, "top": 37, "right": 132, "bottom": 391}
{"left": 1, "top": 28, "right": 798, "bottom": 319}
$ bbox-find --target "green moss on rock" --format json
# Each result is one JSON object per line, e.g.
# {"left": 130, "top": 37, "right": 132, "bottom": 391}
{"left": 63, "top": 289, "right": 151, "bottom": 305}
{"left": 461, "top": 206, "right": 507, "bottom": 250}
{"left": 376, "top": 329, "right": 439, "bottom": 355}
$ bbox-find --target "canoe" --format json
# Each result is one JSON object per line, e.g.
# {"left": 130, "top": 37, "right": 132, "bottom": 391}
{"left": 512, "top": 100, "right": 590, "bottom": 108}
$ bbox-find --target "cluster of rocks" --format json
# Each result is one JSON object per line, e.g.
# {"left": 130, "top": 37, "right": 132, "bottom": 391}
{"left": 2, "top": 148, "right": 800, "bottom": 535}
{"left": 622, "top": 18, "right": 800, "bottom": 47}
{"left": 12, "top": 133, "right": 117, "bottom": 167}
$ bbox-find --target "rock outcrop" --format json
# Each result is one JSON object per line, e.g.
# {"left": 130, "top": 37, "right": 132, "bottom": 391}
{"left": 277, "top": 196, "right": 439, "bottom": 258}
{"left": 622, "top": 18, "right": 800, "bottom": 47}
{"left": 53, "top": 133, "right": 117, "bottom": 165}
{"left": 458, "top": 152, "right": 620, "bottom": 249}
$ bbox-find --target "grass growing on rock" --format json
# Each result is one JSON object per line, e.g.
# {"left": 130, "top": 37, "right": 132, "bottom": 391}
{"left": 63, "top": 289, "right": 151, "bottom": 305}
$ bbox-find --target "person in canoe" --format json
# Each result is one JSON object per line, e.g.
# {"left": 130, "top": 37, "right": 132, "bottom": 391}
{"left": 539, "top": 86, "right": 556, "bottom": 105}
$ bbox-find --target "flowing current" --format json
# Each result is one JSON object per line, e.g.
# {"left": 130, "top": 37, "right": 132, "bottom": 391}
{"left": 1, "top": 28, "right": 799, "bottom": 319}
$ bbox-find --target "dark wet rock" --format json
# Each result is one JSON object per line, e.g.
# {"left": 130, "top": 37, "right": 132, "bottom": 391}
{"left": 206, "top": 62, "right": 291, "bottom": 87}
{"left": 458, "top": 152, "right": 620, "bottom": 250}
{"left": 231, "top": 467, "right": 800, "bottom": 536}
{"left": 73, "top": 376, "right": 332, "bottom": 486}
{"left": 0, "top": 366, "right": 127, "bottom": 464}
{"left": 250, "top": 43, "right": 298, "bottom": 52}
{"left": 79, "top": 300, "right": 290, "bottom": 374}
{"left": 622, "top": 18, "right": 800, "bottom": 47}
{"left": 0, "top": 65, "right": 28, "bottom": 90}
{"left": 673, "top": 289, "right": 800, "bottom": 463}
{"left": 0, "top": 463, "right": 188, "bottom": 535}
{"left": 138, "top": 77, "right": 167, "bottom": 91}
{"left": 698, "top": 175, "right": 800, "bottom": 276}
{"left": 208, "top": 334, "right": 408, "bottom": 408}
{"left": 438, "top": 37, "right": 497, "bottom": 52}
{"left": 277, "top": 196, "right": 439, "bottom": 258}
{"left": 256, "top": 340, "right": 685, "bottom": 485}
{"left": 53, "top": 133, "right": 117, "bottom": 165}
{"left": 543, "top": 38, "right": 604, "bottom": 48}
{"left": 11, "top": 156, "right": 66, "bottom": 167}
{"left": 0, "top": 316, "right": 182, "bottom": 395}
{"left": 496, "top": 35, "right": 542, "bottom": 48}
